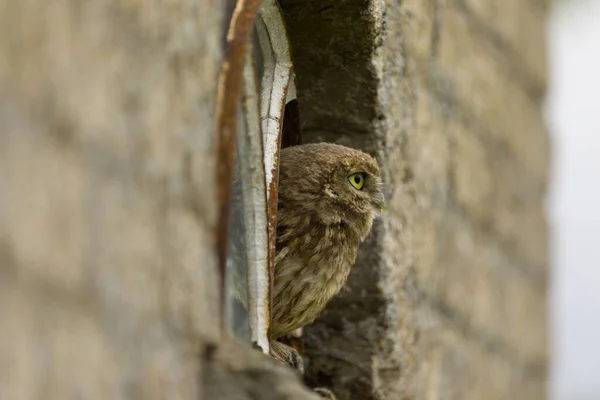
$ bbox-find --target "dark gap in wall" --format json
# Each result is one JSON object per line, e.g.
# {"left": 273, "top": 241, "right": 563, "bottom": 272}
{"left": 281, "top": 99, "right": 302, "bottom": 148}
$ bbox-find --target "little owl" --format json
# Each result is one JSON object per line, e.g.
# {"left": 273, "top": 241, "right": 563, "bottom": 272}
{"left": 270, "top": 142, "right": 384, "bottom": 371}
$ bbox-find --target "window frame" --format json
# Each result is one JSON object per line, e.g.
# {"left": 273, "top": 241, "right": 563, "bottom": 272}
{"left": 216, "top": 0, "right": 296, "bottom": 355}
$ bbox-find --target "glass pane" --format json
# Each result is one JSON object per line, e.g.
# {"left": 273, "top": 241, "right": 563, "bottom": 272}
{"left": 224, "top": 104, "right": 251, "bottom": 342}
{"left": 253, "top": 27, "right": 264, "bottom": 83}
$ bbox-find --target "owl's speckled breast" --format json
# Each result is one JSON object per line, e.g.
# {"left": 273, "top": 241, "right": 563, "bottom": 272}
{"left": 270, "top": 224, "right": 360, "bottom": 339}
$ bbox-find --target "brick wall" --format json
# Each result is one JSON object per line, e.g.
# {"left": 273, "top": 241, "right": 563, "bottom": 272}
{"left": 280, "top": 0, "right": 549, "bottom": 398}
{"left": 0, "top": 1, "right": 314, "bottom": 399}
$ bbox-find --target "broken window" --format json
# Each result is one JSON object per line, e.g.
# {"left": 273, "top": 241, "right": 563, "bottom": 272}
{"left": 220, "top": 0, "right": 298, "bottom": 355}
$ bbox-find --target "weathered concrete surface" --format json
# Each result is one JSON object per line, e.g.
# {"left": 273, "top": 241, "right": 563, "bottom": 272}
{"left": 0, "top": 1, "right": 315, "bottom": 399}
{"left": 280, "top": 0, "right": 549, "bottom": 398}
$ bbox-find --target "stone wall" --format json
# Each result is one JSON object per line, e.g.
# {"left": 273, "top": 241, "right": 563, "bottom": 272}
{"left": 0, "top": 1, "right": 314, "bottom": 399}
{"left": 280, "top": 0, "right": 549, "bottom": 399}
{"left": 0, "top": 0, "right": 549, "bottom": 399}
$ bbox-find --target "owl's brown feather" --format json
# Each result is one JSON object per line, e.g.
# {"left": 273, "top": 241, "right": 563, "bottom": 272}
{"left": 271, "top": 143, "right": 384, "bottom": 340}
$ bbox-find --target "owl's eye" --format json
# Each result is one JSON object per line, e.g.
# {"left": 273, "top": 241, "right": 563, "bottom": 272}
{"left": 348, "top": 172, "right": 365, "bottom": 190}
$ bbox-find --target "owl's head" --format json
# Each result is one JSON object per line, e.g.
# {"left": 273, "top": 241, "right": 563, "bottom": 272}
{"left": 278, "top": 143, "right": 384, "bottom": 233}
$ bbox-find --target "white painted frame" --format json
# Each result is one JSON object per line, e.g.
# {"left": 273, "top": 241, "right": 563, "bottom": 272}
{"left": 239, "top": 40, "right": 270, "bottom": 353}
{"left": 256, "top": 0, "right": 294, "bottom": 188}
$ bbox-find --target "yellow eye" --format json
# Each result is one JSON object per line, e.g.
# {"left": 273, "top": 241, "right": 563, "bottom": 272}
{"left": 348, "top": 172, "right": 365, "bottom": 190}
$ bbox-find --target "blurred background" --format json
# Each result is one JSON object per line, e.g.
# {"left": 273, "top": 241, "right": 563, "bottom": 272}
{"left": 547, "top": 0, "right": 600, "bottom": 399}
